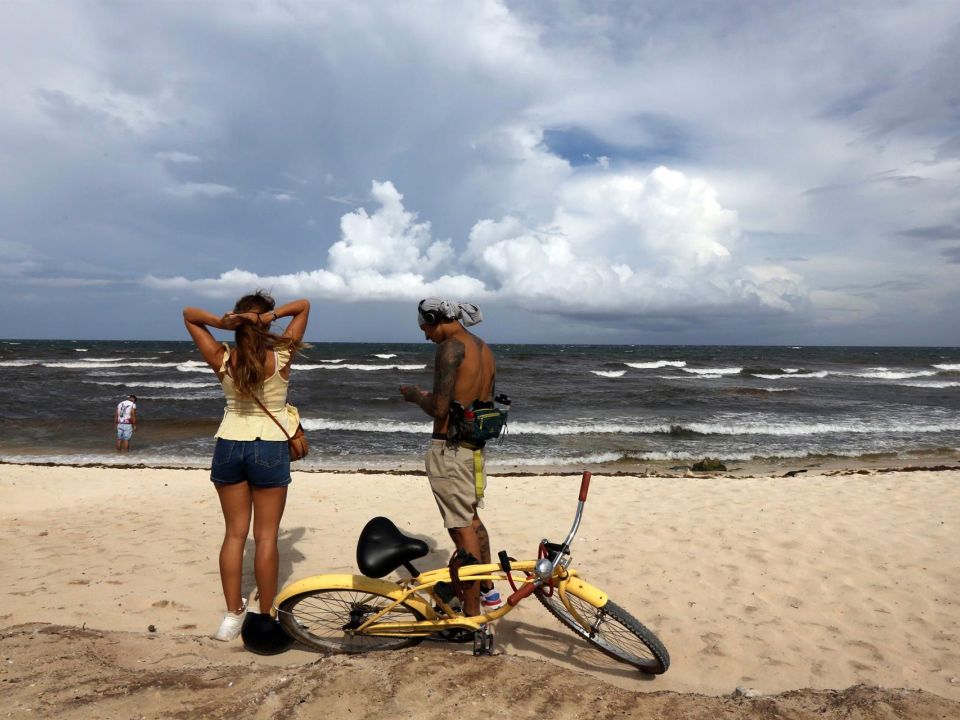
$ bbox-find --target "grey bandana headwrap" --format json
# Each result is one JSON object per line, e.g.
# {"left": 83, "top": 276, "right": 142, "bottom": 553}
{"left": 417, "top": 298, "right": 483, "bottom": 328}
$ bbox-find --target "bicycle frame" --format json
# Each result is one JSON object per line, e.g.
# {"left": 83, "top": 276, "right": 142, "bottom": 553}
{"left": 272, "top": 472, "right": 607, "bottom": 637}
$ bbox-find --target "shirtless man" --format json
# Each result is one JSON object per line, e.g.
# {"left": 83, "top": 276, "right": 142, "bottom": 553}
{"left": 400, "top": 298, "right": 499, "bottom": 617}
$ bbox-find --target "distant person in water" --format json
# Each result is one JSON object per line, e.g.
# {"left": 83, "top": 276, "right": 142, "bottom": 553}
{"left": 183, "top": 292, "right": 309, "bottom": 644}
{"left": 115, "top": 395, "right": 137, "bottom": 451}
{"left": 400, "top": 298, "right": 501, "bottom": 617}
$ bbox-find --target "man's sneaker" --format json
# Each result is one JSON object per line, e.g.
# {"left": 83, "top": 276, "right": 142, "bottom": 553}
{"left": 213, "top": 599, "right": 247, "bottom": 641}
{"left": 480, "top": 588, "right": 503, "bottom": 610}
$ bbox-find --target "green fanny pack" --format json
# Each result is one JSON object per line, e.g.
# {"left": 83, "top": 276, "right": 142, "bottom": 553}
{"left": 450, "top": 397, "right": 510, "bottom": 447}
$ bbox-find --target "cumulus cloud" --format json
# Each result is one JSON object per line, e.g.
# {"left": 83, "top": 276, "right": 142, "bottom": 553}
{"left": 147, "top": 168, "right": 807, "bottom": 321}
{"left": 147, "top": 180, "right": 486, "bottom": 301}
{"left": 464, "top": 165, "right": 805, "bottom": 317}
{"left": 329, "top": 181, "right": 453, "bottom": 276}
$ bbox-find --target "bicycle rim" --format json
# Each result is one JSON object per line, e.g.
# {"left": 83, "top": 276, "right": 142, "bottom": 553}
{"left": 277, "top": 588, "right": 426, "bottom": 653}
{"left": 536, "top": 589, "right": 670, "bottom": 674}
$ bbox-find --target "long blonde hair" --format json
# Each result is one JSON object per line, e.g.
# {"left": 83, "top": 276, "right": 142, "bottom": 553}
{"left": 230, "top": 291, "right": 304, "bottom": 396}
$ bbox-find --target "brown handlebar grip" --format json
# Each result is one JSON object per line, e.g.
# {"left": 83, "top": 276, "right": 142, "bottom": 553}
{"left": 507, "top": 581, "right": 538, "bottom": 606}
{"left": 579, "top": 471, "right": 592, "bottom": 501}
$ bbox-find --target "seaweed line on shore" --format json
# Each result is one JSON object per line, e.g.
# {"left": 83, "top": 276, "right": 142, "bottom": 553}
{"left": 2, "top": 458, "right": 958, "bottom": 479}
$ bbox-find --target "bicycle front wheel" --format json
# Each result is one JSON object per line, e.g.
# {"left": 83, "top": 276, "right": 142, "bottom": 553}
{"left": 278, "top": 588, "right": 426, "bottom": 653}
{"left": 536, "top": 588, "right": 670, "bottom": 674}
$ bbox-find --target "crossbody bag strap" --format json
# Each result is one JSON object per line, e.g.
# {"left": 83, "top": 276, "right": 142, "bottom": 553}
{"left": 224, "top": 358, "right": 292, "bottom": 441}
{"left": 249, "top": 394, "right": 292, "bottom": 442}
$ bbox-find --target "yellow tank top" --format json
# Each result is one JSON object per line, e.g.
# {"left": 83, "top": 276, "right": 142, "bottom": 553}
{"left": 214, "top": 344, "right": 301, "bottom": 441}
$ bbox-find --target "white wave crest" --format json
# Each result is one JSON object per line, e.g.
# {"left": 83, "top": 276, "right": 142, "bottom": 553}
{"left": 145, "top": 393, "right": 221, "bottom": 401}
{"left": 624, "top": 360, "right": 687, "bottom": 369}
{"left": 297, "top": 363, "right": 426, "bottom": 371}
{"left": 895, "top": 380, "right": 960, "bottom": 389}
{"left": 74, "top": 348, "right": 88, "bottom": 352}
{"left": 844, "top": 369, "right": 937, "bottom": 380}
{"left": 0, "top": 360, "right": 37, "bottom": 367}
{"left": 682, "top": 367, "right": 742, "bottom": 375}
{"left": 43, "top": 361, "right": 180, "bottom": 369}
{"left": 373, "top": 353, "right": 397, "bottom": 359}
{"left": 497, "top": 451, "right": 627, "bottom": 467}
{"left": 500, "top": 418, "right": 960, "bottom": 437}
{"left": 933, "top": 363, "right": 960, "bottom": 371}
{"left": 176, "top": 361, "right": 215, "bottom": 373}
{"left": 301, "top": 418, "right": 430, "bottom": 433}
{"left": 81, "top": 380, "right": 217, "bottom": 389}
{"left": 753, "top": 371, "right": 828, "bottom": 379}
{"left": 682, "top": 420, "right": 960, "bottom": 436}
{"left": 508, "top": 421, "right": 669, "bottom": 435}
{"left": 591, "top": 370, "right": 626, "bottom": 378}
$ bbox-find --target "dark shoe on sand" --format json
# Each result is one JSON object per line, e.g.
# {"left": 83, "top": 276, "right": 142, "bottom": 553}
{"left": 240, "top": 612, "right": 294, "bottom": 655}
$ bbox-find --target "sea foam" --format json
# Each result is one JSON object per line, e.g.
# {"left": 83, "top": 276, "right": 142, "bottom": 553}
{"left": 624, "top": 360, "right": 687, "bottom": 369}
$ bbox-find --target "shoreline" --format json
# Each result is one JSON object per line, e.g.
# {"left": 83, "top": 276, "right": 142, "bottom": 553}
{"left": 2, "top": 452, "right": 958, "bottom": 478}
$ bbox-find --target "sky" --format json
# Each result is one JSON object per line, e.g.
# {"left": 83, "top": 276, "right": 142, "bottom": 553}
{"left": 1, "top": 0, "right": 958, "bottom": 345}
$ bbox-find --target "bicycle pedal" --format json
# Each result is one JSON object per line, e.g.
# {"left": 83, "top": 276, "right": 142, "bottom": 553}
{"left": 472, "top": 626, "right": 494, "bottom": 656}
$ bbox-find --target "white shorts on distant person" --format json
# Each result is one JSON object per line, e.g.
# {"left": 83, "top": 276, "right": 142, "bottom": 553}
{"left": 116, "top": 423, "right": 133, "bottom": 440}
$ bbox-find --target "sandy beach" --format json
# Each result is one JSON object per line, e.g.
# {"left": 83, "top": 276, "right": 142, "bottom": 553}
{"left": 2, "top": 462, "right": 959, "bottom": 719}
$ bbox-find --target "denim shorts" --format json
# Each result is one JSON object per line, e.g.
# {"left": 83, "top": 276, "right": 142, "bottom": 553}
{"left": 210, "top": 438, "right": 291, "bottom": 488}
{"left": 116, "top": 423, "right": 134, "bottom": 440}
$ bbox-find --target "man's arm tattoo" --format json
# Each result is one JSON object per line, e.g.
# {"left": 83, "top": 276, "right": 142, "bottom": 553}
{"left": 432, "top": 339, "right": 464, "bottom": 417}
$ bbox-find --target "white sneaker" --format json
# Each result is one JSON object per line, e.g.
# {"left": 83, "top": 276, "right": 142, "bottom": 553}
{"left": 480, "top": 588, "right": 503, "bottom": 610}
{"left": 213, "top": 599, "right": 247, "bottom": 641}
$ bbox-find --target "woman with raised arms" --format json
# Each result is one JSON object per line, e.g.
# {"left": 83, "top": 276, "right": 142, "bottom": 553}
{"left": 183, "top": 292, "right": 309, "bottom": 644}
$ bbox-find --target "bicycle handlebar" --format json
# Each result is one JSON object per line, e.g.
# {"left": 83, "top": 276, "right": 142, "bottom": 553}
{"left": 506, "top": 471, "right": 593, "bottom": 607}
{"left": 579, "top": 471, "right": 591, "bottom": 501}
{"left": 507, "top": 580, "right": 538, "bottom": 606}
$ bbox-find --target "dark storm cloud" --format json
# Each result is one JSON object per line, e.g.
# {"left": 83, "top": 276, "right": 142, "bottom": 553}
{"left": 1, "top": 1, "right": 959, "bottom": 344}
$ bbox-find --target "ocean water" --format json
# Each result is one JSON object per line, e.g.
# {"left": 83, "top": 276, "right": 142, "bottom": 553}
{"left": 1, "top": 339, "right": 959, "bottom": 472}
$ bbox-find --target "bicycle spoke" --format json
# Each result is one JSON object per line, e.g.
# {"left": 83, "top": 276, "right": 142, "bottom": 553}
{"left": 536, "top": 588, "right": 669, "bottom": 673}
{"left": 278, "top": 588, "right": 426, "bottom": 653}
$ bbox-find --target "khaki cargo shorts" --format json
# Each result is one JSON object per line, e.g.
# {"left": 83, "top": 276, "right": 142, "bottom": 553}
{"left": 425, "top": 439, "right": 486, "bottom": 529}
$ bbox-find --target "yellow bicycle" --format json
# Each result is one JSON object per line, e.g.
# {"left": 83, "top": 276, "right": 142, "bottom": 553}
{"left": 272, "top": 472, "right": 669, "bottom": 674}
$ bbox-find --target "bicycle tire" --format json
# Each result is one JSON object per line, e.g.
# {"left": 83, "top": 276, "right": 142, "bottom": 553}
{"left": 278, "top": 588, "right": 426, "bottom": 653}
{"left": 536, "top": 588, "right": 670, "bottom": 674}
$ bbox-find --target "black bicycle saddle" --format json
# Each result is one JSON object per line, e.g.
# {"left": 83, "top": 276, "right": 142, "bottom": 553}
{"left": 356, "top": 516, "right": 429, "bottom": 578}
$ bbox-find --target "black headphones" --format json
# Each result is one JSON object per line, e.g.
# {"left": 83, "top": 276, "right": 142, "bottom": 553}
{"left": 418, "top": 299, "right": 439, "bottom": 326}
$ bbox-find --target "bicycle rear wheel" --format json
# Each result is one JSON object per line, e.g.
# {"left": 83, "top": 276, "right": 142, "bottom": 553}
{"left": 278, "top": 588, "right": 426, "bottom": 653}
{"left": 536, "top": 588, "right": 669, "bottom": 674}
